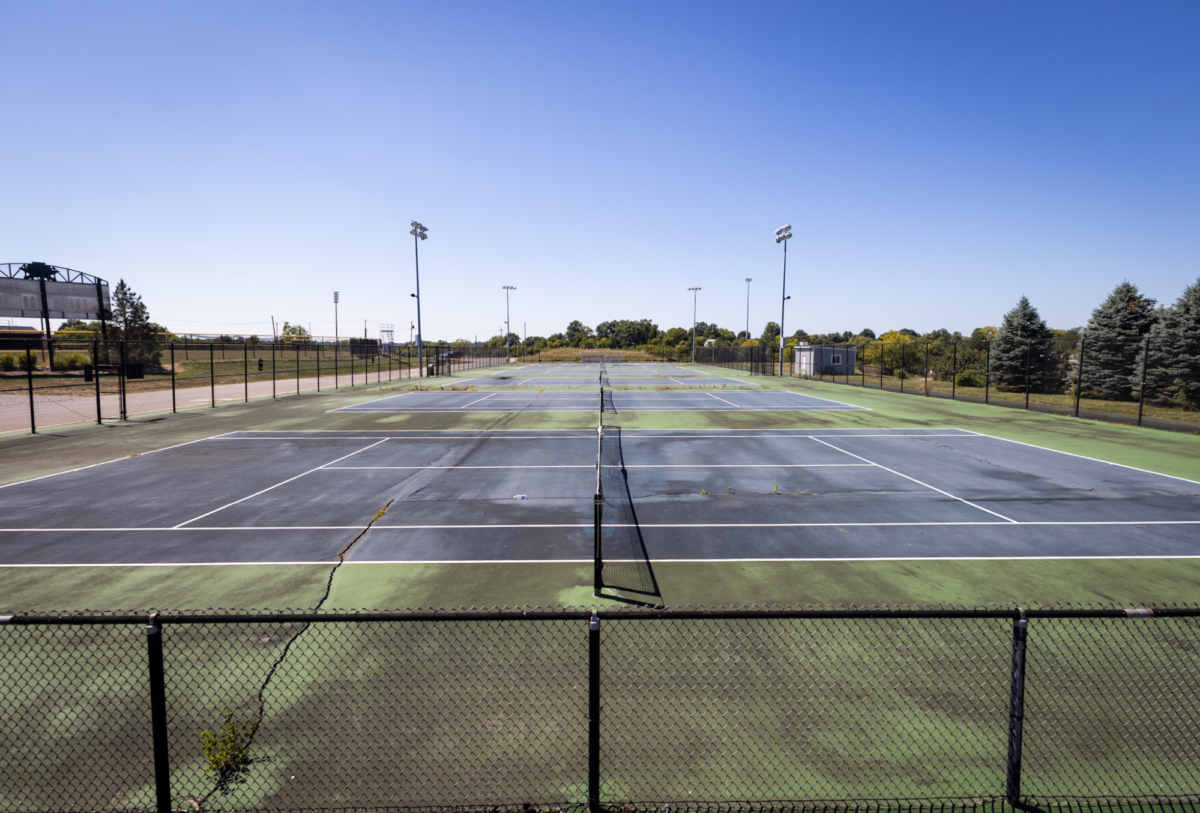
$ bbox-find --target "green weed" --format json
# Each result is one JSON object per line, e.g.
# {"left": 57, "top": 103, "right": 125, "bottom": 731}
{"left": 200, "top": 709, "right": 258, "bottom": 774}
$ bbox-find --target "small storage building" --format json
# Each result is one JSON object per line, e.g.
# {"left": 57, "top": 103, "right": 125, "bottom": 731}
{"left": 794, "top": 344, "right": 857, "bottom": 377}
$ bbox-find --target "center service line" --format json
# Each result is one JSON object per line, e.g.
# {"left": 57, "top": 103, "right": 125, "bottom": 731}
{"left": 172, "top": 438, "right": 391, "bottom": 528}
{"left": 808, "top": 436, "right": 1019, "bottom": 523}
{"left": 459, "top": 393, "right": 499, "bottom": 408}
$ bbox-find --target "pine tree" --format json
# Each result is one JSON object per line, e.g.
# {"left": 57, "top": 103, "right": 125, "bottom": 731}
{"left": 1144, "top": 275, "right": 1200, "bottom": 410}
{"left": 1080, "top": 281, "right": 1157, "bottom": 400}
{"left": 990, "top": 296, "right": 1058, "bottom": 392}
{"left": 108, "top": 279, "right": 161, "bottom": 365}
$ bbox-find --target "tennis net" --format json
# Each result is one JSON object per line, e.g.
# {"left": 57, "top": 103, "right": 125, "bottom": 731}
{"left": 593, "top": 387, "right": 604, "bottom": 595}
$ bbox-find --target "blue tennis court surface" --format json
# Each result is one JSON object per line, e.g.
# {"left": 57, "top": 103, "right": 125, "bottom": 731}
{"left": 329, "top": 390, "right": 867, "bottom": 412}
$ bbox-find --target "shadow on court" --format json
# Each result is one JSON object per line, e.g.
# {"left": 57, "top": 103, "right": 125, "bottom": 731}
{"left": 598, "top": 427, "right": 663, "bottom": 606}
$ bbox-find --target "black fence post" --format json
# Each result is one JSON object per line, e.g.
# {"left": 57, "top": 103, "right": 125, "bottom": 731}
{"left": 120, "top": 340, "right": 129, "bottom": 420}
{"left": 296, "top": 342, "right": 300, "bottom": 394}
{"left": 924, "top": 342, "right": 930, "bottom": 396}
{"left": 899, "top": 343, "right": 905, "bottom": 393}
{"left": 985, "top": 340, "right": 991, "bottom": 404}
{"left": 243, "top": 342, "right": 249, "bottom": 403}
{"left": 316, "top": 342, "right": 321, "bottom": 390}
{"left": 170, "top": 342, "right": 176, "bottom": 414}
{"left": 1024, "top": 339, "right": 1032, "bottom": 410}
{"left": 1137, "top": 335, "right": 1150, "bottom": 427}
{"left": 209, "top": 343, "right": 215, "bottom": 408}
{"left": 145, "top": 613, "right": 173, "bottom": 813}
{"left": 271, "top": 341, "right": 276, "bottom": 398}
{"left": 1006, "top": 612, "right": 1029, "bottom": 806}
{"left": 951, "top": 342, "right": 957, "bottom": 400}
{"left": 587, "top": 612, "right": 601, "bottom": 812}
{"left": 1074, "top": 337, "right": 1086, "bottom": 417}
{"left": 94, "top": 338, "right": 103, "bottom": 424}
{"left": 25, "top": 339, "right": 36, "bottom": 434}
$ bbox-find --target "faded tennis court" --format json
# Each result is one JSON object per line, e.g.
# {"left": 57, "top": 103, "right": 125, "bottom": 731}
{"left": 1, "top": 426, "right": 1196, "bottom": 567}
{"left": 330, "top": 389, "right": 865, "bottom": 412}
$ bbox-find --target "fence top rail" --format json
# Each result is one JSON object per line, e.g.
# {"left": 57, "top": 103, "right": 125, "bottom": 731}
{"left": 3, "top": 605, "right": 1196, "bottom": 625}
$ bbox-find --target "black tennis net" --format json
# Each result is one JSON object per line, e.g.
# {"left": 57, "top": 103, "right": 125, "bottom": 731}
{"left": 593, "top": 388, "right": 604, "bottom": 594}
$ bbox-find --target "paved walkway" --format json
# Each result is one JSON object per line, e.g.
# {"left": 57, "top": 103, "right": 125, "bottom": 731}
{"left": 1, "top": 367, "right": 417, "bottom": 434}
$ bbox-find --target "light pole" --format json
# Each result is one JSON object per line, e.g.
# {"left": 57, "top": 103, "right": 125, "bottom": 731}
{"left": 774, "top": 225, "right": 792, "bottom": 376}
{"left": 502, "top": 285, "right": 516, "bottom": 362}
{"left": 409, "top": 221, "right": 428, "bottom": 376}
{"left": 744, "top": 278, "right": 752, "bottom": 340}
{"left": 688, "top": 286, "right": 701, "bottom": 363}
{"left": 333, "top": 291, "right": 339, "bottom": 346}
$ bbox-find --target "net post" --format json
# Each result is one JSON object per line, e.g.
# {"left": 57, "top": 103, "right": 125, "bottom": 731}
{"left": 587, "top": 611, "right": 601, "bottom": 811}
{"left": 145, "top": 613, "right": 173, "bottom": 813}
{"left": 1006, "top": 611, "right": 1028, "bottom": 806}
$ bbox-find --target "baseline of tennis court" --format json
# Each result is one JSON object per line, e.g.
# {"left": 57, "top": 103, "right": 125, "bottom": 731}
{"left": 0, "top": 428, "right": 1196, "bottom": 566}
{"left": 329, "top": 390, "right": 861, "bottom": 412}
{"left": 445, "top": 376, "right": 758, "bottom": 388}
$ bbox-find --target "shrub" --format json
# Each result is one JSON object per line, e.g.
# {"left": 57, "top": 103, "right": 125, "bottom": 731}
{"left": 18, "top": 351, "right": 37, "bottom": 372}
{"left": 893, "top": 368, "right": 907, "bottom": 380}
{"left": 55, "top": 353, "right": 86, "bottom": 370}
{"left": 955, "top": 371, "right": 986, "bottom": 388}
{"left": 0, "top": 354, "right": 14, "bottom": 372}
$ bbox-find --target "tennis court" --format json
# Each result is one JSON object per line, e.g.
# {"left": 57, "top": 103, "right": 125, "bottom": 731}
{"left": 1, "top": 427, "right": 1196, "bottom": 567}
{"left": 329, "top": 389, "right": 861, "bottom": 412}
{"left": 465, "top": 375, "right": 759, "bottom": 387}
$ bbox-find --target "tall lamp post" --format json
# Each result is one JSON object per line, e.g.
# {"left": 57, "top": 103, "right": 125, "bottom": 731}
{"left": 774, "top": 225, "right": 792, "bottom": 376}
{"left": 333, "top": 291, "right": 339, "bottom": 346}
{"left": 409, "top": 221, "right": 428, "bottom": 376}
{"left": 502, "top": 285, "right": 516, "bottom": 362}
{"left": 688, "top": 286, "right": 701, "bottom": 363}
{"left": 744, "top": 278, "right": 752, "bottom": 340}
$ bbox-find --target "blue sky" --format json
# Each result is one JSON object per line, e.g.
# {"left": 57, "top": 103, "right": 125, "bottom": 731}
{"left": 3, "top": 1, "right": 1198, "bottom": 341}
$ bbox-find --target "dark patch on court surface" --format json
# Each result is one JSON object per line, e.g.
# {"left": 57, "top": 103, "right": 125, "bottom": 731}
{"left": 329, "top": 390, "right": 864, "bottom": 413}
{"left": 0, "top": 428, "right": 1197, "bottom": 565}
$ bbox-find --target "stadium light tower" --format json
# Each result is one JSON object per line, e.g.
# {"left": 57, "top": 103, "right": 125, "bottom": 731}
{"left": 744, "top": 278, "right": 752, "bottom": 340}
{"left": 409, "top": 221, "right": 428, "bottom": 376}
{"left": 774, "top": 225, "right": 793, "bottom": 376}
{"left": 333, "top": 291, "right": 339, "bottom": 345}
{"left": 502, "top": 285, "right": 516, "bottom": 361}
{"left": 688, "top": 286, "right": 701, "bottom": 363}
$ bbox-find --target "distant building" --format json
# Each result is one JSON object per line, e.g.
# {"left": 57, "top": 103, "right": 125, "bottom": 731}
{"left": 0, "top": 325, "right": 43, "bottom": 350}
{"left": 795, "top": 343, "right": 857, "bottom": 376}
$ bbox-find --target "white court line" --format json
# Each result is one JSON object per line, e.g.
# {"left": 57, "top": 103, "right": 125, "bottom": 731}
{"left": 11, "top": 553, "right": 1200, "bottom": 567}
{"left": 0, "top": 432, "right": 237, "bottom": 491}
{"left": 322, "top": 463, "right": 873, "bottom": 470}
{"left": 706, "top": 393, "right": 741, "bottom": 407}
{"left": 516, "top": 379, "right": 533, "bottom": 385}
{"left": 5, "top": 520, "right": 1197, "bottom": 532}
{"left": 459, "top": 393, "right": 499, "bottom": 408}
{"left": 809, "top": 436, "right": 1019, "bottom": 523}
{"left": 782, "top": 389, "right": 872, "bottom": 410}
{"left": 960, "top": 430, "right": 1200, "bottom": 486}
{"left": 199, "top": 433, "right": 975, "bottom": 441}
{"left": 171, "top": 438, "right": 390, "bottom": 528}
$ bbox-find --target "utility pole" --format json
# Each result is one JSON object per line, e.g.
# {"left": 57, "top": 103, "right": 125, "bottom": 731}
{"left": 745, "top": 278, "right": 752, "bottom": 340}
{"left": 774, "top": 225, "right": 793, "bottom": 376}
{"left": 688, "top": 286, "right": 701, "bottom": 363}
{"left": 502, "top": 285, "right": 516, "bottom": 362}
{"left": 409, "top": 221, "right": 428, "bottom": 375}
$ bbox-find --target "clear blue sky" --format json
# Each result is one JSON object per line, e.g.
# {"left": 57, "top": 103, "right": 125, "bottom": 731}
{"left": 3, "top": 1, "right": 1198, "bottom": 341}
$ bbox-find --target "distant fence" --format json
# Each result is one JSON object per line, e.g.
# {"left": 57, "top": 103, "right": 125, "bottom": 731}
{"left": 2, "top": 605, "right": 1199, "bottom": 811}
{"left": 0, "top": 339, "right": 512, "bottom": 435}
{"left": 686, "top": 337, "right": 1200, "bottom": 432}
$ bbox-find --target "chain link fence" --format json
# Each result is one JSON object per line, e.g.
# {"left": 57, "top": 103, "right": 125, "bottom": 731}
{"left": 820, "top": 335, "right": 1200, "bottom": 430}
{"left": 3, "top": 605, "right": 1199, "bottom": 811}
{"left": 0, "top": 339, "right": 516, "bottom": 435}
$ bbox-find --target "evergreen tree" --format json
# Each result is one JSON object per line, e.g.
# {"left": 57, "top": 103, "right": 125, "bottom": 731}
{"left": 1081, "top": 281, "right": 1157, "bottom": 400}
{"left": 990, "top": 296, "right": 1058, "bottom": 392}
{"left": 106, "top": 280, "right": 162, "bottom": 365}
{"left": 1144, "top": 275, "right": 1200, "bottom": 410}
